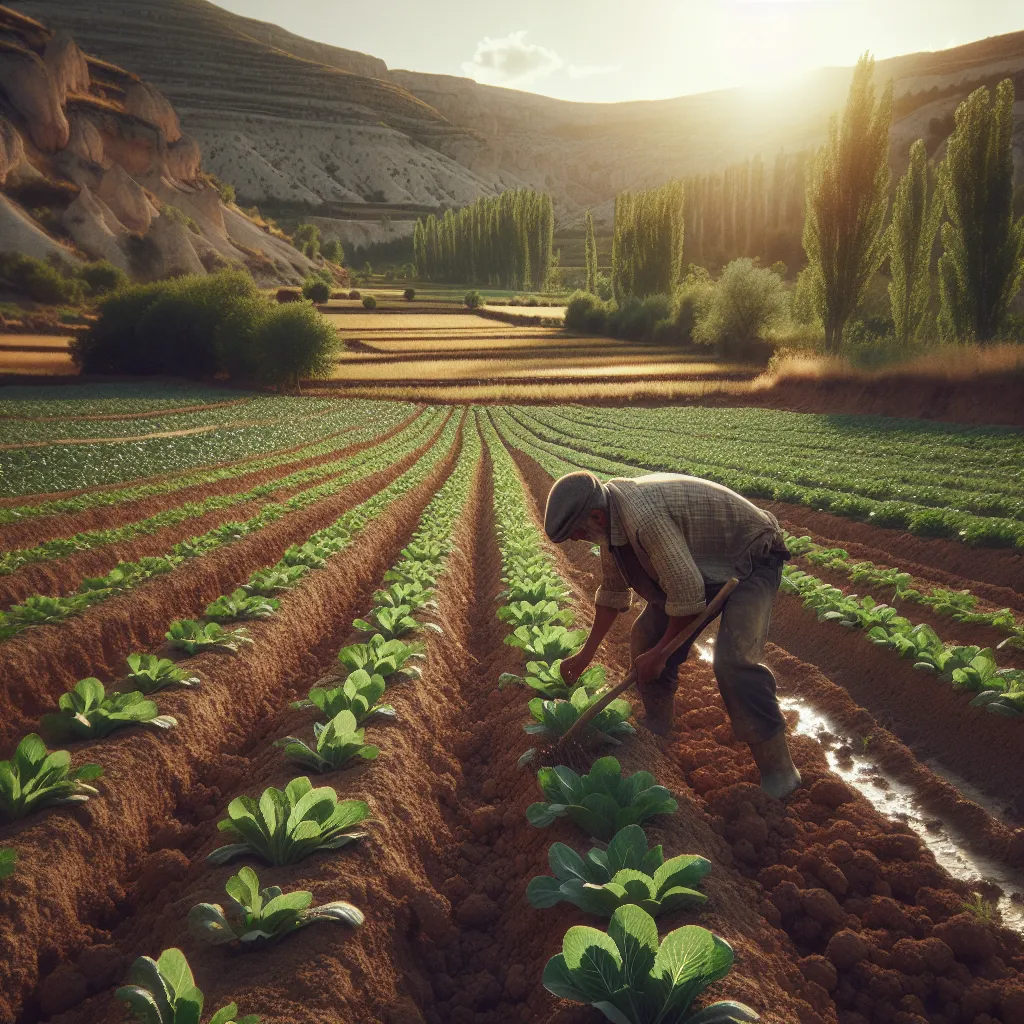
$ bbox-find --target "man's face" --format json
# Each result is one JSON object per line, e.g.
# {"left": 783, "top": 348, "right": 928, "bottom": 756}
{"left": 570, "top": 508, "right": 608, "bottom": 544}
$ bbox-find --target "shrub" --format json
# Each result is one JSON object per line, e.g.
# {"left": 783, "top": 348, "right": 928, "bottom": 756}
{"left": 0, "top": 252, "right": 83, "bottom": 304}
{"left": 608, "top": 294, "right": 672, "bottom": 341}
{"left": 565, "top": 291, "right": 606, "bottom": 333}
{"left": 276, "top": 288, "right": 301, "bottom": 303}
{"left": 321, "top": 239, "right": 345, "bottom": 265}
{"left": 362, "top": 295, "right": 377, "bottom": 310}
{"left": 213, "top": 294, "right": 268, "bottom": 379}
{"left": 254, "top": 302, "right": 338, "bottom": 387}
{"left": 404, "top": 287, "right": 416, "bottom": 301}
{"left": 78, "top": 260, "right": 128, "bottom": 296}
{"left": 464, "top": 290, "right": 482, "bottom": 309}
{"left": 301, "top": 275, "right": 331, "bottom": 303}
{"left": 694, "top": 258, "right": 787, "bottom": 357}
{"left": 348, "top": 289, "right": 361, "bottom": 300}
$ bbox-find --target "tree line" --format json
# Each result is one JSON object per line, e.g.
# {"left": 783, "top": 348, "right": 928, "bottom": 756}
{"left": 413, "top": 189, "right": 554, "bottom": 289}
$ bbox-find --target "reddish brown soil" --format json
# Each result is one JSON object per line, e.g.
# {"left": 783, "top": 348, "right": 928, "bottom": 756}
{"left": 0, "top": 416, "right": 465, "bottom": 1024}
{"left": 0, "top": 415, "right": 451, "bottom": 751}
{"left": 0, "top": 409, "right": 421, "bottom": 551}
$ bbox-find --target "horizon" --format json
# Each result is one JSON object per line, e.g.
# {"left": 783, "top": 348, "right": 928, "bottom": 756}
{"left": 210, "top": 0, "right": 1024, "bottom": 103}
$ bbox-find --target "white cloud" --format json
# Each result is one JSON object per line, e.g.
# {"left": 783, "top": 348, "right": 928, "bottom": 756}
{"left": 461, "top": 30, "right": 564, "bottom": 86}
{"left": 567, "top": 63, "right": 622, "bottom": 79}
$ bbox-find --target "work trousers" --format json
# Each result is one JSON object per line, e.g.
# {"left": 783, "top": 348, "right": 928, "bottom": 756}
{"left": 630, "top": 553, "right": 786, "bottom": 744}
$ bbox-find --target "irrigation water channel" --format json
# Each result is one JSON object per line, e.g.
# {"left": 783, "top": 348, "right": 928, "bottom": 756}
{"left": 693, "top": 640, "right": 1024, "bottom": 932}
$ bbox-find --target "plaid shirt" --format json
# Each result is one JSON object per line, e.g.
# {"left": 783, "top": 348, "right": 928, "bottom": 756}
{"left": 595, "top": 473, "right": 784, "bottom": 616}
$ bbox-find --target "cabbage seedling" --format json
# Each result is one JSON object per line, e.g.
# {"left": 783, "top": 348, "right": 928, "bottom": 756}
{"left": 499, "top": 578, "right": 570, "bottom": 604}
{"left": 505, "top": 625, "right": 588, "bottom": 662}
{"left": 280, "top": 542, "right": 332, "bottom": 570}
{"left": 528, "top": 825, "right": 711, "bottom": 917}
{"left": 275, "top": 710, "right": 380, "bottom": 772}
{"left": 166, "top": 620, "right": 253, "bottom": 655}
{"left": 353, "top": 605, "right": 440, "bottom": 641}
{"left": 42, "top": 678, "right": 176, "bottom": 741}
{"left": 125, "top": 653, "right": 200, "bottom": 694}
{"left": 204, "top": 589, "right": 280, "bottom": 623}
{"left": 527, "top": 756, "right": 677, "bottom": 841}
{"left": 525, "top": 686, "right": 634, "bottom": 742}
{"left": 243, "top": 565, "right": 307, "bottom": 596}
{"left": 543, "top": 906, "right": 759, "bottom": 1024}
{"left": 292, "top": 669, "right": 395, "bottom": 723}
{"left": 188, "top": 865, "right": 363, "bottom": 947}
{"left": 117, "top": 947, "right": 260, "bottom": 1024}
{"left": 208, "top": 776, "right": 370, "bottom": 866}
{"left": 0, "top": 847, "right": 16, "bottom": 880}
{"left": 337, "top": 636, "right": 424, "bottom": 681}
{"left": 0, "top": 733, "right": 103, "bottom": 821}
{"left": 373, "top": 582, "right": 435, "bottom": 610}
{"left": 498, "top": 600, "right": 575, "bottom": 629}
{"left": 1, "top": 593, "right": 90, "bottom": 635}
{"left": 500, "top": 661, "right": 606, "bottom": 700}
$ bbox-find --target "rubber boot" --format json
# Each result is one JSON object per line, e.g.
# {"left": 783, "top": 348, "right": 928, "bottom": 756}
{"left": 639, "top": 682, "right": 675, "bottom": 737}
{"left": 748, "top": 731, "right": 802, "bottom": 799}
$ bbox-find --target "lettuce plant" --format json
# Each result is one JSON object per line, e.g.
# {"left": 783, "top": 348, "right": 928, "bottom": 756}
{"left": 498, "top": 600, "right": 575, "bottom": 629}
{"left": 384, "top": 562, "right": 436, "bottom": 586}
{"left": 337, "top": 636, "right": 424, "bottom": 681}
{"left": 1, "top": 593, "right": 90, "bottom": 637}
{"left": 0, "top": 847, "right": 16, "bottom": 880}
{"left": 280, "top": 542, "right": 333, "bottom": 570}
{"left": 243, "top": 565, "right": 307, "bottom": 596}
{"left": 292, "top": 669, "right": 394, "bottom": 723}
{"left": 166, "top": 620, "right": 253, "bottom": 655}
{"left": 42, "top": 678, "right": 176, "bottom": 741}
{"left": 505, "top": 625, "right": 588, "bottom": 662}
{"left": 527, "top": 757, "right": 677, "bottom": 841}
{"left": 528, "top": 825, "right": 711, "bottom": 917}
{"left": 373, "top": 581, "right": 435, "bottom": 610}
{"left": 125, "top": 654, "right": 200, "bottom": 694}
{"left": 500, "top": 661, "right": 606, "bottom": 700}
{"left": 0, "top": 734, "right": 103, "bottom": 820}
{"left": 208, "top": 777, "right": 370, "bottom": 866}
{"left": 116, "top": 947, "right": 260, "bottom": 1024}
{"left": 204, "top": 590, "right": 280, "bottom": 623}
{"left": 275, "top": 710, "right": 380, "bottom": 772}
{"left": 525, "top": 687, "right": 634, "bottom": 742}
{"left": 543, "top": 906, "right": 759, "bottom": 1024}
{"left": 499, "top": 577, "right": 570, "bottom": 604}
{"left": 353, "top": 605, "right": 440, "bottom": 642}
{"left": 188, "top": 866, "right": 362, "bottom": 947}
{"left": 970, "top": 689, "right": 1024, "bottom": 717}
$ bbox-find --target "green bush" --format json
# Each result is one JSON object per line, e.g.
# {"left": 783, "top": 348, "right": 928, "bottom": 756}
{"left": 78, "top": 260, "right": 128, "bottom": 297}
{"left": 302, "top": 275, "right": 332, "bottom": 303}
{"left": 213, "top": 295, "right": 269, "bottom": 379}
{"left": 362, "top": 295, "right": 377, "bottom": 310}
{"left": 565, "top": 290, "right": 603, "bottom": 333}
{"left": 464, "top": 290, "right": 481, "bottom": 309}
{"left": 254, "top": 302, "right": 338, "bottom": 387}
{"left": 348, "top": 290, "right": 361, "bottom": 300}
{"left": 404, "top": 288, "right": 415, "bottom": 301}
{"left": 608, "top": 294, "right": 672, "bottom": 341}
{"left": 0, "top": 252, "right": 83, "bottom": 305}
{"left": 694, "top": 258, "right": 787, "bottom": 357}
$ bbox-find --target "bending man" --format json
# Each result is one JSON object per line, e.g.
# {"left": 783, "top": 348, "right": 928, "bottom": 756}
{"left": 543, "top": 470, "right": 801, "bottom": 799}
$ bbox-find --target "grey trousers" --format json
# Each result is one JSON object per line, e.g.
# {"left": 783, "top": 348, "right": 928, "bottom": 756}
{"left": 630, "top": 554, "right": 786, "bottom": 744}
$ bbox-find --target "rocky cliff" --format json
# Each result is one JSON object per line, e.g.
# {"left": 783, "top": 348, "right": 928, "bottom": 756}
{"left": 0, "top": 4, "right": 317, "bottom": 284}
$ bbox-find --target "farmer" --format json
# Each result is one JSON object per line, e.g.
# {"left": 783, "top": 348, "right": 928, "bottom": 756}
{"left": 543, "top": 470, "right": 801, "bottom": 799}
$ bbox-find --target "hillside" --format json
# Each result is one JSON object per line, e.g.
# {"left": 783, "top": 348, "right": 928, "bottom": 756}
{"left": 9, "top": 0, "right": 1024, "bottom": 246}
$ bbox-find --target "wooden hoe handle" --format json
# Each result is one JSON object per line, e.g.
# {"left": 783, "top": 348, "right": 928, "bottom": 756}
{"left": 554, "top": 577, "right": 741, "bottom": 752}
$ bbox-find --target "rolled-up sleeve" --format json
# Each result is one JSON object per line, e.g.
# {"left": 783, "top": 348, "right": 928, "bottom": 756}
{"left": 595, "top": 546, "right": 633, "bottom": 611}
{"left": 637, "top": 516, "right": 706, "bottom": 616}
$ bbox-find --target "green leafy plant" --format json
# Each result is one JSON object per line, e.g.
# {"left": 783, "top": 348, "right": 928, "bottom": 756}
{"left": 527, "top": 825, "right": 711, "bottom": 917}
{"left": 116, "top": 947, "right": 260, "bottom": 1024}
{"left": 204, "top": 589, "right": 280, "bottom": 623}
{"left": 280, "top": 542, "right": 333, "bottom": 570}
{"left": 0, "top": 734, "right": 103, "bottom": 821}
{"left": 242, "top": 565, "right": 308, "bottom": 596}
{"left": 352, "top": 605, "right": 439, "bottom": 642}
{"left": 166, "top": 620, "right": 254, "bottom": 655}
{"left": 42, "top": 678, "right": 177, "bottom": 741}
{"left": 500, "top": 660, "right": 607, "bottom": 700}
{"left": 125, "top": 654, "right": 200, "bottom": 694}
{"left": 499, "top": 577, "right": 570, "bottom": 604}
{"left": 274, "top": 710, "right": 380, "bottom": 773}
{"left": 291, "top": 669, "right": 395, "bottom": 723}
{"left": 962, "top": 892, "right": 996, "bottom": 920}
{"left": 505, "top": 625, "right": 588, "bottom": 662}
{"left": 525, "top": 686, "right": 634, "bottom": 742}
{"left": 0, "top": 847, "right": 16, "bottom": 880}
{"left": 527, "top": 757, "right": 678, "bottom": 841}
{"left": 188, "top": 866, "right": 362, "bottom": 947}
{"left": 0, "top": 593, "right": 90, "bottom": 638}
{"left": 337, "top": 636, "right": 425, "bottom": 681}
{"left": 543, "top": 906, "right": 759, "bottom": 1024}
{"left": 372, "top": 581, "right": 435, "bottom": 610}
{"left": 498, "top": 600, "right": 575, "bottom": 629}
{"left": 208, "top": 777, "right": 370, "bottom": 865}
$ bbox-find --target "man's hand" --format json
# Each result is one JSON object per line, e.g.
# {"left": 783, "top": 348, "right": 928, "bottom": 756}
{"left": 633, "top": 648, "right": 667, "bottom": 687}
{"left": 559, "top": 651, "right": 592, "bottom": 687}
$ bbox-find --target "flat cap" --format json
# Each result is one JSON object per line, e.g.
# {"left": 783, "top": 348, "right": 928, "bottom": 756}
{"left": 544, "top": 471, "right": 604, "bottom": 543}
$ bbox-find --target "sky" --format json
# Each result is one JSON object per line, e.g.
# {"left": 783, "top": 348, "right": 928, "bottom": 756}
{"left": 211, "top": 0, "right": 1024, "bottom": 103}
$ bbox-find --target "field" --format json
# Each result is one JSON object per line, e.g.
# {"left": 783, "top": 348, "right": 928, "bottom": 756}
{"left": 0, "top": 386, "right": 1023, "bottom": 1024}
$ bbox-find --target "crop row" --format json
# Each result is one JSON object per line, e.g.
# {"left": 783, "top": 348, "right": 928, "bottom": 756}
{"left": 0, "top": 400, "right": 414, "bottom": 522}
{"left": 0, "top": 408, "right": 426, "bottom": 578}
{"left": 0, "top": 410, "right": 447, "bottom": 637}
{"left": 0, "top": 399, "right": 414, "bottom": 498}
{"left": 0, "top": 414, "right": 468, "bottom": 1021}
{"left": 479, "top": 412, "right": 761, "bottom": 1023}
{"left": 490, "top": 412, "right": 1024, "bottom": 723}
{"left": 503, "top": 406, "right": 1024, "bottom": 547}
{"left": 783, "top": 534, "right": 1024, "bottom": 648}
{"left": 0, "top": 383, "right": 249, "bottom": 419}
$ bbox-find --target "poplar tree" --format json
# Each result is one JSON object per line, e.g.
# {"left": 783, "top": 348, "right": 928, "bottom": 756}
{"left": 803, "top": 54, "right": 893, "bottom": 353}
{"left": 611, "top": 181, "right": 685, "bottom": 299}
{"left": 937, "top": 80, "right": 1024, "bottom": 342}
{"left": 584, "top": 210, "right": 598, "bottom": 293}
{"left": 887, "top": 139, "right": 941, "bottom": 347}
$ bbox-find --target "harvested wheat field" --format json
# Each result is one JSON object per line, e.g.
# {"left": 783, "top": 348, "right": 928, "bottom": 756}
{"left": 0, "top": 384, "right": 1022, "bottom": 1024}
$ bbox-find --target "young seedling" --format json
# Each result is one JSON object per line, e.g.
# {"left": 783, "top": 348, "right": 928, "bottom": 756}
{"left": 117, "top": 947, "right": 260, "bottom": 1024}
{"left": 243, "top": 565, "right": 308, "bottom": 596}
{"left": 527, "top": 756, "right": 678, "bottom": 842}
{"left": 0, "top": 734, "right": 103, "bottom": 821}
{"left": 280, "top": 542, "right": 333, "bottom": 570}
{"left": 337, "top": 636, "right": 425, "bottom": 682}
{"left": 352, "top": 605, "right": 440, "bottom": 642}
{"left": 291, "top": 669, "right": 395, "bottom": 724}
{"left": 499, "top": 661, "right": 607, "bottom": 700}
{"left": 188, "top": 865, "right": 363, "bottom": 947}
{"left": 208, "top": 777, "right": 370, "bottom": 866}
{"left": 498, "top": 600, "right": 575, "bottom": 629}
{"left": 124, "top": 654, "right": 200, "bottom": 694}
{"left": 524, "top": 686, "right": 634, "bottom": 743}
{"left": 0, "top": 593, "right": 91, "bottom": 638}
{"left": 372, "top": 581, "right": 436, "bottom": 611}
{"left": 42, "top": 678, "right": 177, "bottom": 741}
{"left": 166, "top": 620, "right": 254, "bottom": 655}
{"left": 505, "top": 625, "right": 588, "bottom": 663}
{"left": 275, "top": 710, "right": 380, "bottom": 773}
{"left": 527, "top": 824, "right": 711, "bottom": 917}
{"left": 543, "top": 906, "right": 759, "bottom": 1024}
{"left": 204, "top": 589, "right": 280, "bottom": 623}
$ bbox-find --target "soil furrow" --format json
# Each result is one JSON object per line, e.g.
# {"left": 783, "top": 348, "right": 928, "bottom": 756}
{"left": 0, "top": 415, "right": 451, "bottom": 752}
{"left": 0, "top": 421, "right": 464, "bottom": 1024}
